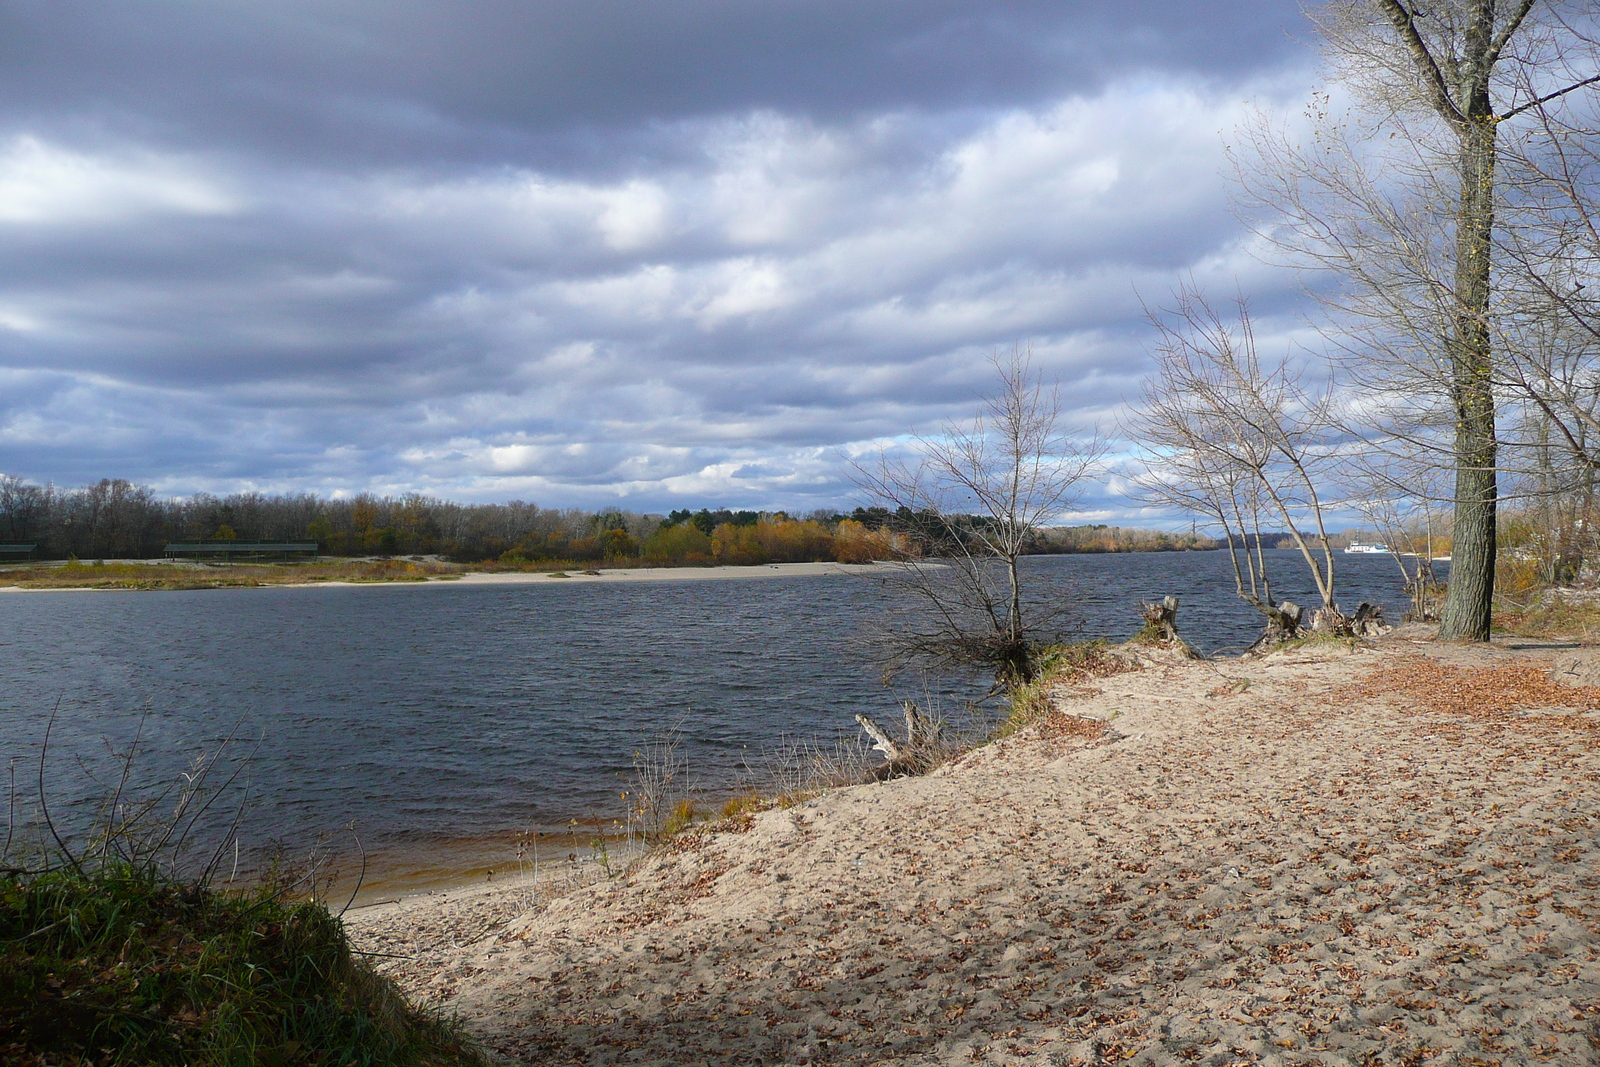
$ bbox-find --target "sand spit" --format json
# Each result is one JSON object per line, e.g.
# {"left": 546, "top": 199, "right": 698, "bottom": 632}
{"left": 283, "top": 561, "right": 878, "bottom": 590}
{"left": 0, "top": 560, "right": 891, "bottom": 593}
{"left": 448, "top": 562, "right": 882, "bottom": 585}
{"left": 350, "top": 632, "right": 1600, "bottom": 1065}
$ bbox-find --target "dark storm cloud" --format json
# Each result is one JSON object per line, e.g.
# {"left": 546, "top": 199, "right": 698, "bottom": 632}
{"left": 0, "top": 1, "right": 1321, "bottom": 512}
{"left": 0, "top": 1, "right": 1305, "bottom": 167}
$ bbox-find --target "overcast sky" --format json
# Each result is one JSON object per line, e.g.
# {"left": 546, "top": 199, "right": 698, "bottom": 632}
{"left": 0, "top": 1, "right": 1323, "bottom": 518}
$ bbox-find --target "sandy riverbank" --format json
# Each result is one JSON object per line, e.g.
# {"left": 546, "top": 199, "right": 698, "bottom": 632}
{"left": 449, "top": 561, "right": 883, "bottom": 585}
{"left": 0, "top": 559, "right": 889, "bottom": 592}
{"left": 211, "top": 559, "right": 883, "bottom": 591}
{"left": 350, "top": 629, "right": 1600, "bottom": 1065}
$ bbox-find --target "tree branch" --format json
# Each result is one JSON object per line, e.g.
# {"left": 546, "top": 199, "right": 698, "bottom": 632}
{"left": 1374, "top": 0, "right": 1468, "bottom": 129}
{"left": 1500, "top": 72, "right": 1600, "bottom": 120}
{"left": 1486, "top": 0, "right": 1538, "bottom": 70}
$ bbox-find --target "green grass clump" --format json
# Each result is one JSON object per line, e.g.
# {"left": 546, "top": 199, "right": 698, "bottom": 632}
{"left": 659, "top": 799, "right": 700, "bottom": 838}
{"left": 1000, "top": 641, "right": 1135, "bottom": 736}
{"left": 0, "top": 864, "right": 482, "bottom": 1067}
{"left": 1268, "top": 631, "right": 1360, "bottom": 654}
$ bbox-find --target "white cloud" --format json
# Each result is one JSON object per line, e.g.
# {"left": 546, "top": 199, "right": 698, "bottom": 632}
{"left": 0, "top": 136, "right": 237, "bottom": 225}
{"left": 0, "top": 307, "right": 44, "bottom": 333}
{"left": 0, "top": 70, "right": 1322, "bottom": 515}
{"left": 595, "top": 180, "right": 670, "bottom": 250}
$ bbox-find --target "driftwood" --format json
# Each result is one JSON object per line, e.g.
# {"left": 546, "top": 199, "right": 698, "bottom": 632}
{"left": 856, "top": 700, "right": 943, "bottom": 779}
{"left": 855, "top": 713, "right": 905, "bottom": 763}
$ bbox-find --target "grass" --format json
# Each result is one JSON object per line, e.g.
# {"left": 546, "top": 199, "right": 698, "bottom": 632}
{"left": 1267, "top": 631, "right": 1362, "bottom": 654}
{"left": 0, "top": 559, "right": 462, "bottom": 591}
{"left": 0, "top": 864, "right": 484, "bottom": 1067}
{"left": 1000, "top": 641, "right": 1138, "bottom": 736}
{"left": 1495, "top": 596, "right": 1600, "bottom": 640}
{"left": 0, "top": 708, "right": 486, "bottom": 1066}
{"left": 659, "top": 799, "right": 699, "bottom": 838}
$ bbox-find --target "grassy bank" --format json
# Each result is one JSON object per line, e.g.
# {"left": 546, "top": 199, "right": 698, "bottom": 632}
{"left": 0, "top": 558, "right": 462, "bottom": 591}
{"left": 1495, "top": 595, "right": 1600, "bottom": 640}
{"left": 0, "top": 863, "right": 483, "bottom": 1066}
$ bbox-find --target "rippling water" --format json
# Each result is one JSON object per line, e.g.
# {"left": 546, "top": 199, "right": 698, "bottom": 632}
{"left": 0, "top": 549, "right": 1431, "bottom": 883}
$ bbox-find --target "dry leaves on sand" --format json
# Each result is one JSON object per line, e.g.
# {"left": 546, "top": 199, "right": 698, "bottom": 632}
{"left": 1031, "top": 712, "right": 1108, "bottom": 743}
{"left": 1351, "top": 654, "right": 1600, "bottom": 735}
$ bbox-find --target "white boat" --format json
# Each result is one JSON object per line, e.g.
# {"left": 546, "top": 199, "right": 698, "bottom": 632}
{"left": 1344, "top": 542, "right": 1393, "bottom": 554}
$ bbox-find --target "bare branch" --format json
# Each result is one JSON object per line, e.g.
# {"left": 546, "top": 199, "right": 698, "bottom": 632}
{"left": 1500, "top": 72, "right": 1600, "bottom": 120}
{"left": 1373, "top": 0, "right": 1468, "bottom": 128}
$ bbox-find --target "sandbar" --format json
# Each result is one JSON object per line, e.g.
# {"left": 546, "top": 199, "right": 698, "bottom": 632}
{"left": 0, "top": 559, "right": 895, "bottom": 593}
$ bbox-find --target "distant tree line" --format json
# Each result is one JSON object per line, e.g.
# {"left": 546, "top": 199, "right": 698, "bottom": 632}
{"left": 0, "top": 475, "right": 661, "bottom": 561}
{"left": 1032, "top": 525, "right": 1216, "bottom": 554}
{"left": 0, "top": 474, "right": 1211, "bottom": 565}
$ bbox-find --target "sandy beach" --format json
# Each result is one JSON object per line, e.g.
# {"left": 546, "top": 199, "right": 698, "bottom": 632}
{"left": 349, "top": 629, "right": 1600, "bottom": 1065}
{"left": 449, "top": 562, "right": 884, "bottom": 585}
{"left": 0, "top": 559, "right": 888, "bottom": 593}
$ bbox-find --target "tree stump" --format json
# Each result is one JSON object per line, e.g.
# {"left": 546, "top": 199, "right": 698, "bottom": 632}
{"left": 1248, "top": 600, "right": 1303, "bottom": 653}
{"left": 1404, "top": 580, "right": 1442, "bottom": 622}
{"left": 1309, "top": 605, "right": 1351, "bottom": 636}
{"left": 1128, "top": 595, "right": 1200, "bottom": 660}
{"left": 1138, "top": 595, "right": 1181, "bottom": 643}
{"left": 1308, "top": 601, "right": 1389, "bottom": 639}
{"left": 1351, "top": 601, "right": 1390, "bottom": 637}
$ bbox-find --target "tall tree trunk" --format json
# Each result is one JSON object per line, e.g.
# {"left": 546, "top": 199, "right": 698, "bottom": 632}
{"left": 1438, "top": 21, "right": 1499, "bottom": 641}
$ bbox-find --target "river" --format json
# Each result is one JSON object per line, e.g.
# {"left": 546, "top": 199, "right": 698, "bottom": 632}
{"left": 0, "top": 548, "right": 1433, "bottom": 888}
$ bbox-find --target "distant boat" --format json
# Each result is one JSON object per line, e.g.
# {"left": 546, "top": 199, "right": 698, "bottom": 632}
{"left": 1344, "top": 542, "right": 1393, "bottom": 554}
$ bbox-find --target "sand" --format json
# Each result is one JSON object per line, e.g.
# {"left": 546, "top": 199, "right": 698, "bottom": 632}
{"left": 447, "top": 561, "right": 884, "bottom": 585}
{"left": 0, "top": 559, "right": 893, "bottom": 593}
{"left": 348, "top": 629, "right": 1600, "bottom": 1065}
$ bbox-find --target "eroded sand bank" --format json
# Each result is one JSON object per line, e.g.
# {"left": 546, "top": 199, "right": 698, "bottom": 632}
{"left": 350, "top": 631, "right": 1600, "bottom": 1065}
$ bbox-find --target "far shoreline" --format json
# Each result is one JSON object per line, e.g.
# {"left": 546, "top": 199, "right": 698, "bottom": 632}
{"left": 0, "top": 550, "right": 1231, "bottom": 594}
{"left": 0, "top": 559, "right": 902, "bottom": 593}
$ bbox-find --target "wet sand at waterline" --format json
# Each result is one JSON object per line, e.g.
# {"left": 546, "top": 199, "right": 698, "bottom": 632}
{"left": 349, "top": 627, "right": 1600, "bottom": 1065}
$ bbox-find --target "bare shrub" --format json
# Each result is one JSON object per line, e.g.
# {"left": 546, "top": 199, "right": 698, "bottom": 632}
{"left": 854, "top": 348, "right": 1102, "bottom": 685}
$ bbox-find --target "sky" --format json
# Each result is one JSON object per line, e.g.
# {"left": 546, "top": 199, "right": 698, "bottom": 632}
{"left": 0, "top": 1, "right": 1325, "bottom": 519}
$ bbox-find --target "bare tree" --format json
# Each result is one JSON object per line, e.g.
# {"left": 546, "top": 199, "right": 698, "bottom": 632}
{"left": 1490, "top": 31, "right": 1600, "bottom": 529}
{"left": 0, "top": 474, "right": 47, "bottom": 542}
{"left": 854, "top": 349, "right": 1101, "bottom": 685}
{"left": 1342, "top": 455, "right": 1450, "bottom": 619}
{"left": 1238, "top": 0, "right": 1600, "bottom": 640}
{"left": 1132, "top": 286, "right": 1345, "bottom": 646}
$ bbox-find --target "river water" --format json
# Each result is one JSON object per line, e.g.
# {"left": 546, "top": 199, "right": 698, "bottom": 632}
{"left": 0, "top": 549, "right": 1433, "bottom": 887}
